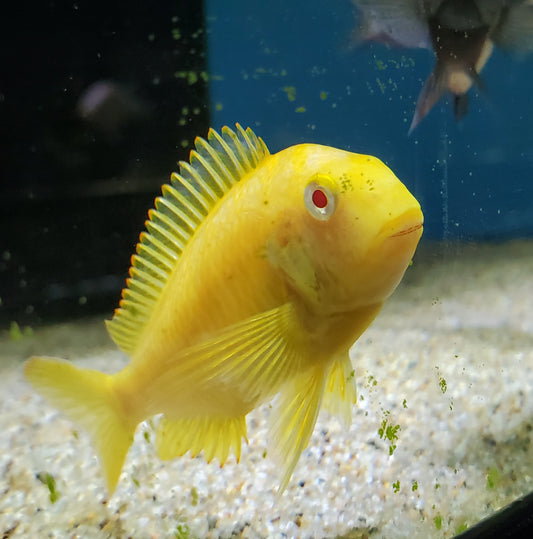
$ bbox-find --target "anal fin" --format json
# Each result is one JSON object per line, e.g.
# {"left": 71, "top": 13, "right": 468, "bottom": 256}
{"left": 156, "top": 415, "right": 248, "bottom": 465}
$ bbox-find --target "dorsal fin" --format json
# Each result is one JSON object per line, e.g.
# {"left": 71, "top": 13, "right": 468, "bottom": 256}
{"left": 105, "top": 124, "right": 270, "bottom": 355}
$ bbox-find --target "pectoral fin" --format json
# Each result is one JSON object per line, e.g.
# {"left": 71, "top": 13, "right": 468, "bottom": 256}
{"left": 151, "top": 303, "right": 308, "bottom": 416}
{"left": 409, "top": 70, "right": 446, "bottom": 134}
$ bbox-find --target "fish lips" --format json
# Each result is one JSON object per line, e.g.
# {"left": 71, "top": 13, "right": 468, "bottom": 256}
{"left": 380, "top": 207, "right": 424, "bottom": 241}
{"left": 390, "top": 221, "right": 423, "bottom": 238}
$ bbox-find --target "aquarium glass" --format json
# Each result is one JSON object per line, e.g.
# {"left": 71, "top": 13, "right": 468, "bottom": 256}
{"left": 1, "top": 1, "right": 532, "bottom": 538}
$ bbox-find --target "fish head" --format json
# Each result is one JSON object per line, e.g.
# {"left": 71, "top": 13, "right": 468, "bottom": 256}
{"left": 266, "top": 144, "right": 423, "bottom": 315}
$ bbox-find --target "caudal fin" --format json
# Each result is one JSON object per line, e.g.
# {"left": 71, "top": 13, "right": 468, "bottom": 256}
{"left": 24, "top": 356, "right": 136, "bottom": 494}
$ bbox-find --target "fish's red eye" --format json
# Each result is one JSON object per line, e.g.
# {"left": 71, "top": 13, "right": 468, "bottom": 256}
{"left": 304, "top": 181, "right": 336, "bottom": 221}
{"left": 312, "top": 189, "right": 328, "bottom": 209}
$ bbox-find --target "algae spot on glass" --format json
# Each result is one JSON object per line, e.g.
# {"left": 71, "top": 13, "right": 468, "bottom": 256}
{"left": 190, "top": 486, "right": 199, "bottom": 506}
{"left": 37, "top": 472, "right": 60, "bottom": 504}
{"left": 174, "top": 70, "right": 200, "bottom": 85}
{"left": 283, "top": 86, "right": 296, "bottom": 102}
{"left": 376, "top": 77, "right": 386, "bottom": 94}
{"left": 456, "top": 522, "right": 469, "bottom": 534}
{"left": 378, "top": 410, "right": 401, "bottom": 456}
{"left": 486, "top": 466, "right": 501, "bottom": 490}
{"left": 9, "top": 321, "right": 24, "bottom": 341}
{"left": 9, "top": 321, "right": 33, "bottom": 341}
{"left": 174, "top": 523, "right": 192, "bottom": 539}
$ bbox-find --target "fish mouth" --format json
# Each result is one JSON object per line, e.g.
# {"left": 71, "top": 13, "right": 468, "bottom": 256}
{"left": 390, "top": 221, "right": 423, "bottom": 237}
{"left": 381, "top": 207, "right": 424, "bottom": 239}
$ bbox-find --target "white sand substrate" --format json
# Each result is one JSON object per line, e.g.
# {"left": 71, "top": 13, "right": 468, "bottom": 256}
{"left": 1, "top": 240, "right": 532, "bottom": 538}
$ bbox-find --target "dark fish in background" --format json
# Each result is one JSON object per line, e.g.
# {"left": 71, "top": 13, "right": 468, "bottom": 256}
{"left": 352, "top": 0, "right": 533, "bottom": 132}
{"left": 412, "top": 0, "right": 495, "bottom": 133}
{"left": 352, "top": 0, "right": 432, "bottom": 48}
{"left": 76, "top": 80, "right": 150, "bottom": 140}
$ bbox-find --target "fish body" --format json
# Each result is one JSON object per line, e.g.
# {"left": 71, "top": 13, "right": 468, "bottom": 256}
{"left": 352, "top": 0, "right": 533, "bottom": 131}
{"left": 25, "top": 125, "right": 423, "bottom": 494}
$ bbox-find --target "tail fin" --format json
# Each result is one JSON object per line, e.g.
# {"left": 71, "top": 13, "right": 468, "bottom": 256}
{"left": 24, "top": 356, "right": 136, "bottom": 494}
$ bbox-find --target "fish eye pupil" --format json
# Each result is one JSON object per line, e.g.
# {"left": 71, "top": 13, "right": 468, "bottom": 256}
{"left": 304, "top": 181, "right": 335, "bottom": 221}
{"left": 312, "top": 189, "right": 328, "bottom": 209}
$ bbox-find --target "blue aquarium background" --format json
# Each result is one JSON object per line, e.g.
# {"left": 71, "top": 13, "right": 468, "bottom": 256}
{"left": 206, "top": 0, "right": 533, "bottom": 240}
{"left": 1, "top": 0, "right": 532, "bottom": 325}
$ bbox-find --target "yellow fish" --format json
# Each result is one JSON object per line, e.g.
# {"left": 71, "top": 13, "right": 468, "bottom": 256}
{"left": 24, "top": 124, "right": 423, "bottom": 495}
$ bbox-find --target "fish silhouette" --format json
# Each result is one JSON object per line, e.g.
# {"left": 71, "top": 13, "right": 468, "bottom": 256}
{"left": 25, "top": 125, "right": 423, "bottom": 495}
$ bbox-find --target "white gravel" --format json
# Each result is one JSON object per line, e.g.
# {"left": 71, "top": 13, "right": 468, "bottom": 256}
{"left": 1, "top": 240, "right": 532, "bottom": 539}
